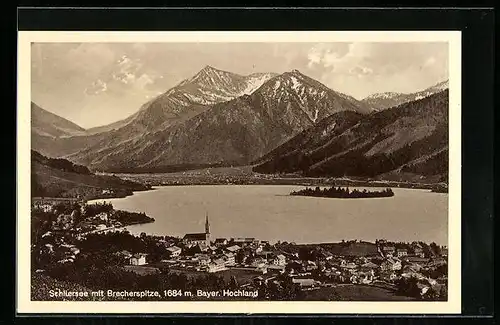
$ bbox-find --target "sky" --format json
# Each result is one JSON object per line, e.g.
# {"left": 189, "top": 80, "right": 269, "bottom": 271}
{"left": 31, "top": 42, "right": 449, "bottom": 128}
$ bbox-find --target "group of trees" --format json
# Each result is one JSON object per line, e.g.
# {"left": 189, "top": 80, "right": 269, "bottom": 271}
{"left": 32, "top": 150, "right": 92, "bottom": 175}
{"left": 82, "top": 202, "right": 113, "bottom": 216}
{"left": 290, "top": 186, "right": 394, "bottom": 199}
{"left": 395, "top": 277, "right": 447, "bottom": 301}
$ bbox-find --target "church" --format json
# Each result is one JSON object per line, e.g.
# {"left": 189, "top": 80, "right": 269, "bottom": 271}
{"left": 182, "top": 214, "right": 211, "bottom": 247}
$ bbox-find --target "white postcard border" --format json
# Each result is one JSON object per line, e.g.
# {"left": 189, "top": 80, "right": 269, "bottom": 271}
{"left": 17, "top": 30, "right": 461, "bottom": 314}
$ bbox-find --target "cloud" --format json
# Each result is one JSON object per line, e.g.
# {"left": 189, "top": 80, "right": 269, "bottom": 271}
{"left": 349, "top": 66, "right": 374, "bottom": 78}
{"left": 84, "top": 79, "right": 107, "bottom": 95}
{"left": 307, "top": 43, "right": 375, "bottom": 78}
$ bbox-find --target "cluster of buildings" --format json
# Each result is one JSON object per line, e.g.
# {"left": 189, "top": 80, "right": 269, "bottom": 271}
{"left": 113, "top": 216, "right": 447, "bottom": 298}
{"left": 33, "top": 207, "right": 448, "bottom": 299}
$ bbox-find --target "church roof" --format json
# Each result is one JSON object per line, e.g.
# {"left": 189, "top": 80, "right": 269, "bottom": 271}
{"left": 183, "top": 233, "right": 208, "bottom": 241}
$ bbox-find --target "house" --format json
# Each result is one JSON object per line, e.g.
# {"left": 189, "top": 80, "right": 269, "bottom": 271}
{"left": 360, "top": 261, "right": 379, "bottom": 273}
{"left": 207, "top": 259, "right": 226, "bottom": 273}
{"left": 251, "top": 258, "right": 267, "bottom": 268}
{"left": 292, "top": 278, "right": 318, "bottom": 288}
{"left": 396, "top": 248, "right": 408, "bottom": 258}
{"left": 340, "top": 261, "right": 357, "bottom": 272}
{"left": 166, "top": 246, "right": 182, "bottom": 257}
{"left": 272, "top": 254, "right": 287, "bottom": 266}
{"left": 427, "top": 257, "right": 447, "bottom": 268}
{"left": 223, "top": 253, "right": 236, "bottom": 266}
{"left": 305, "top": 260, "right": 317, "bottom": 271}
{"left": 267, "top": 264, "right": 285, "bottom": 273}
{"left": 129, "top": 253, "right": 147, "bottom": 265}
{"left": 232, "top": 237, "right": 257, "bottom": 246}
{"left": 380, "top": 258, "right": 402, "bottom": 271}
{"left": 196, "top": 254, "right": 211, "bottom": 266}
{"left": 402, "top": 263, "right": 422, "bottom": 274}
{"left": 96, "top": 212, "right": 108, "bottom": 221}
{"left": 317, "top": 250, "right": 334, "bottom": 261}
{"left": 441, "top": 246, "right": 448, "bottom": 257}
{"left": 357, "top": 269, "right": 375, "bottom": 283}
{"left": 382, "top": 246, "right": 396, "bottom": 257}
{"left": 413, "top": 247, "right": 425, "bottom": 258}
{"left": 256, "top": 250, "right": 273, "bottom": 258}
{"left": 226, "top": 245, "right": 241, "bottom": 253}
{"left": 214, "top": 238, "right": 228, "bottom": 247}
{"left": 34, "top": 203, "right": 53, "bottom": 213}
{"left": 197, "top": 242, "right": 209, "bottom": 252}
{"left": 116, "top": 250, "right": 133, "bottom": 259}
{"left": 356, "top": 256, "right": 369, "bottom": 264}
{"left": 380, "top": 271, "right": 399, "bottom": 282}
{"left": 401, "top": 271, "right": 426, "bottom": 281}
{"left": 403, "top": 256, "right": 429, "bottom": 264}
{"left": 96, "top": 224, "right": 107, "bottom": 231}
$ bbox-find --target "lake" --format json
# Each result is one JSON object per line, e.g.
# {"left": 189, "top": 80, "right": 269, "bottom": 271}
{"left": 90, "top": 185, "right": 448, "bottom": 245}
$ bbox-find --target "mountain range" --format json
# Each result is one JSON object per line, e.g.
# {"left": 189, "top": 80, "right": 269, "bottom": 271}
{"left": 361, "top": 80, "right": 449, "bottom": 111}
{"left": 31, "top": 65, "right": 449, "bottom": 181}
{"left": 254, "top": 89, "right": 449, "bottom": 182}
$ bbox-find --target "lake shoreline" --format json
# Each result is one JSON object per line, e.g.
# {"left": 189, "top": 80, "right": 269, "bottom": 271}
{"left": 92, "top": 185, "right": 448, "bottom": 246}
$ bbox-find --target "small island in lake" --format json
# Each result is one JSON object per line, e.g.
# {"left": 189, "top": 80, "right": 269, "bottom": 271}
{"left": 290, "top": 186, "right": 395, "bottom": 199}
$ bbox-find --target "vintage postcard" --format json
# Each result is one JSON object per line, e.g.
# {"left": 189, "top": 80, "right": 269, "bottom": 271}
{"left": 17, "top": 31, "right": 461, "bottom": 314}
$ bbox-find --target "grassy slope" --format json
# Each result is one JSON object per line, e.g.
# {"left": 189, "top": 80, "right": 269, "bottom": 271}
{"left": 304, "top": 284, "right": 416, "bottom": 301}
{"left": 32, "top": 151, "right": 150, "bottom": 199}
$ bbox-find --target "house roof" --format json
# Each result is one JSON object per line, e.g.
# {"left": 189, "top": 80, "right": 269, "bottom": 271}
{"left": 166, "top": 246, "right": 181, "bottom": 252}
{"left": 292, "top": 278, "right": 316, "bottom": 286}
{"left": 233, "top": 237, "right": 255, "bottom": 242}
{"left": 403, "top": 256, "right": 429, "bottom": 263}
{"left": 226, "top": 245, "right": 241, "bottom": 252}
{"left": 215, "top": 238, "right": 227, "bottom": 243}
{"left": 211, "top": 258, "right": 225, "bottom": 265}
{"left": 383, "top": 258, "right": 400, "bottom": 265}
{"left": 361, "top": 262, "right": 379, "bottom": 269}
{"left": 183, "top": 233, "right": 208, "bottom": 241}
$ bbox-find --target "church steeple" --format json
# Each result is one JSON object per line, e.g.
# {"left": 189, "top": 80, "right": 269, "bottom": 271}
{"left": 205, "top": 212, "right": 210, "bottom": 235}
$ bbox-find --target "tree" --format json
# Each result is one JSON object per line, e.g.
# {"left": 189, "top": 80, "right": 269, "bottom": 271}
{"left": 430, "top": 242, "right": 442, "bottom": 256}
{"left": 395, "top": 277, "right": 421, "bottom": 298}
{"left": 422, "top": 287, "right": 440, "bottom": 301}
{"left": 229, "top": 275, "right": 238, "bottom": 289}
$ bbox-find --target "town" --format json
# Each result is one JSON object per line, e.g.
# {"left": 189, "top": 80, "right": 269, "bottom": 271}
{"left": 31, "top": 200, "right": 448, "bottom": 301}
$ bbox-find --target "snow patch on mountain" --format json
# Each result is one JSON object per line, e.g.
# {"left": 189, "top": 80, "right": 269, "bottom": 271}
{"left": 365, "top": 92, "right": 403, "bottom": 100}
{"left": 241, "top": 73, "right": 275, "bottom": 95}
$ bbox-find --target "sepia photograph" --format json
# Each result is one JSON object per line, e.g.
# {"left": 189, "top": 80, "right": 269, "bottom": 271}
{"left": 17, "top": 31, "right": 461, "bottom": 314}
